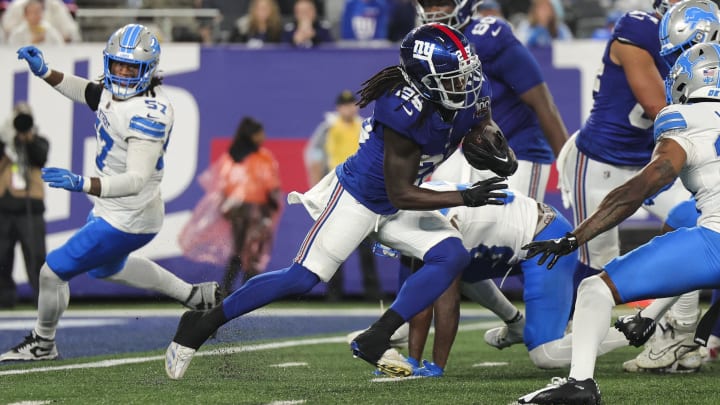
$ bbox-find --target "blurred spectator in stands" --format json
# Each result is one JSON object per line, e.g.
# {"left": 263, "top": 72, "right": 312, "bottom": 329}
{"left": 0, "top": 102, "right": 49, "bottom": 308}
{"left": 2, "top": 0, "right": 80, "bottom": 42}
{"left": 514, "top": 0, "right": 572, "bottom": 47}
{"left": 198, "top": 0, "right": 251, "bottom": 43}
{"left": 180, "top": 117, "right": 282, "bottom": 296}
{"left": 478, "top": 0, "right": 504, "bottom": 17}
{"left": 386, "top": 0, "right": 416, "bottom": 42}
{"left": 282, "top": 0, "right": 333, "bottom": 47}
{"left": 278, "top": 0, "right": 324, "bottom": 18}
{"left": 304, "top": 90, "right": 382, "bottom": 302}
{"left": 590, "top": 9, "right": 623, "bottom": 41}
{"left": 229, "top": 0, "right": 283, "bottom": 46}
{"left": 340, "top": 0, "right": 389, "bottom": 41}
{"left": 218, "top": 117, "right": 282, "bottom": 295}
{"left": 7, "top": 0, "right": 63, "bottom": 45}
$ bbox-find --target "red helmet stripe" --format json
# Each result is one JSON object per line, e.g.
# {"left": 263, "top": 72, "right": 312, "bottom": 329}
{"left": 431, "top": 23, "right": 469, "bottom": 60}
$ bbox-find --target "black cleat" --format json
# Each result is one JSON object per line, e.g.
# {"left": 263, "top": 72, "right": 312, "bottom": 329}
{"left": 518, "top": 377, "right": 601, "bottom": 405}
{"left": 173, "top": 310, "right": 219, "bottom": 350}
{"left": 615, "top": 311, "right": 656, "bottom": 347}
{"left": 350, "top": 328, "right": 413, "bottom": 377}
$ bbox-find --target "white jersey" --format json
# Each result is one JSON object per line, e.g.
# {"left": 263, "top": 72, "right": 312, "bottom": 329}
{"left": 91, "top": 87, "right": 174, "bottom": 233}
{"left": 656, "top": 102, "right": 720, "bottom": 233}
{"left": 422, "top": 181, "right": 539, "bottom": 265}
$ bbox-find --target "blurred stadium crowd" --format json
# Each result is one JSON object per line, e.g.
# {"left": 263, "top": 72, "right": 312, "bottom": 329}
{"left": 0, "top": 0, "right": 676, "bottom": 46}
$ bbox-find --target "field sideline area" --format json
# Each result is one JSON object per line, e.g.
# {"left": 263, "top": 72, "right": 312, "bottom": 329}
{"left": 0, "top": 301, "right": 718, "bottom": 405}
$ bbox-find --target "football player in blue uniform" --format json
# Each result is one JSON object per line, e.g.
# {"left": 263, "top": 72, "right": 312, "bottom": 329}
{"left": 518, "top": 42, "right": 720, "bottom": 405}
{"left": 393, "top": 184, "right": 630, "bottom": 378}
{"left": 417, "top": 0, "right": 569, "bottom": 202}
{"left": 164, "top": 23, "right": 516, "bottom": 380}
{"left": 0, "top": 24, "right": 220, "bottom": 362}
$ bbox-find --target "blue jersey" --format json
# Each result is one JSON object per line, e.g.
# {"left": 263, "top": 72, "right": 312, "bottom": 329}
{"left": 462, "top": 16, "right": 554, "bottom": 164}
{"left": 577, "top": 11, "right": 667, "bottom": 166}
{"left": 337, "top": 80, "right": 492, "bottom": 215}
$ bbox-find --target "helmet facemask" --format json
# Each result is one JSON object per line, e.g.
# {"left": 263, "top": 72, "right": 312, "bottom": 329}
{"left": 418, "top": 53, "right": 483, "bottom": 110}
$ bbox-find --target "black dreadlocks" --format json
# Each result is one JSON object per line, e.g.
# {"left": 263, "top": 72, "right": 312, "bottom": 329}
{"left": 357, "top": 65, "right": 407, "bottom": 108}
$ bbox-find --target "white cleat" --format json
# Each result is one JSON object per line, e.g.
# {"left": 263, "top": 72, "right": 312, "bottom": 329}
{"left": 484, "top": 313, "right": 525, "bottom": 350}
{"left": 375, "top": 348, "right": 414, "bottom": 377}
{"left": 624, "top": 311, "right": 701, "bottom": 373}
{"left": 165, "top": 341, "right": 197, "bottom": 380}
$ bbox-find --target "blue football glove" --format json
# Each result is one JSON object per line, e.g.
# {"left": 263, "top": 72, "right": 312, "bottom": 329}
{"left": 41, "top": 167, "right": 84, "bottom": 192}
{"left": 17, "top": 46, "right": 50, "bottom": 78}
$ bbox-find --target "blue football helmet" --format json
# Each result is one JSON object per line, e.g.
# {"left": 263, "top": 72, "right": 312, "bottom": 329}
{"left": 416, "top": 0, "right": 482, "bottom": 30}
{"left": 665, "top": 42, "right": 720, "bottom": 104}
{"left": 659, "top": 0, "right": 720, "bottom": 67}
{"left": 400, "top": 23, "right": 483, "bottom": 110}
{"left": 103, "top": 24, "right": 161, "bottom": 99}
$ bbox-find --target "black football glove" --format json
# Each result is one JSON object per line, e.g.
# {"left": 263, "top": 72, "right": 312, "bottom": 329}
{"left": 522, "top": 232, "right": 578, "bottom": 269}
{"left": 459, "top": 176, "right": 508, "bottom": 207}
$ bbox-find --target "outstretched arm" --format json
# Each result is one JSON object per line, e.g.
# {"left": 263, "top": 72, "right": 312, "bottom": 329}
{"left": 524, "top": 138, "right": 686, "bottom": 268}
{"left": 573, "top": 138, "right": 685, "bottom": 244}
{"left": 17, "top": 46, "right": 100, "bottom": 110}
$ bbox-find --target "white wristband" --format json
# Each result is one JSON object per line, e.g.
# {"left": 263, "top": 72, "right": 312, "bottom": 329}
{"left": 82, "top": 176, "right": 91, "bottom": 193}
{"left": 41, "top": 68, "right": 52, "bottom": 79}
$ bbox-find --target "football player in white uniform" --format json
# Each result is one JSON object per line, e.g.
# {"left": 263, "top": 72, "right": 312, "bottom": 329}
{"left": 518, "top": 42, "right": 720, "bottom": 405}
{"left": 0, "top": 24, "right": 219, "bottom": 362}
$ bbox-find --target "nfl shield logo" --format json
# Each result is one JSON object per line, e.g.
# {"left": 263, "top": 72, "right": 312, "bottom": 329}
{"left": 703, "top": 67, "right": 717, "bottom": 84}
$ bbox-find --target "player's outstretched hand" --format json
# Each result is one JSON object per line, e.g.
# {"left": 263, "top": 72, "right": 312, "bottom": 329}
{"left": 459, "top": 176, "right": 508, "bottom": 207}
{"left": 17, "top": 46, "right": 50, "bottom": 78}
{"left": 42, "top": 167, "right": 84, "bottom": 192}
{"left": 522, "top": 232, "right": 578, "bottom": 269}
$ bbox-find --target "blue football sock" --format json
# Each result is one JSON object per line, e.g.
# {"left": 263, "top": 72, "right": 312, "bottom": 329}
{"left": 222, "top": 263, "right": 320, "bottom": 320}
{"left": 390, "top": 237, "right": 469, "bottom": 320}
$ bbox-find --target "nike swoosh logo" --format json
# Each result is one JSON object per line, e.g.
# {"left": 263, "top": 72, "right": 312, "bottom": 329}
{"left": 495, "top": 155, "right": 508, "bottom": 162}
{"left": 491, "top": 27, "right": 502, "bottom": 37}
{"left": 146, "top": 114, "right": 161, "bottom": 119}
{"left": 29, "top": 346, "right": 52, "bottom": 357}
{"left": 402, "top": 105, "right": 414, "bottom": 116}
{"left": 647, "top": 340, "right": 684, "bottom": 361}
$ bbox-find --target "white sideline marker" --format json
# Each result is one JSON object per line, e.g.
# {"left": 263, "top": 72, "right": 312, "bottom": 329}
{"left": 472, "top": 361, "right": 509, "bottom": 367}
{"left": 270, "top": 362, "right": 308, "bottom": 368}
{"left": 371, "top": 376, "right": 422, "bottom": 383}
{"left": 265, "top": 401, "right": 306, "bottom": 405}
{"left": 7, "top": 402, "right": 52, "bottom": 405}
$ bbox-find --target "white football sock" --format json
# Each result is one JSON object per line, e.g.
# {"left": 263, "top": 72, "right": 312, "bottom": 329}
{"left": 35, "top": 264, "right": 70, "bottom": 340}
{"left": 640, "top": 296, "right": 679, "bottom": 320}
{"left": 461, "top": 279, "right": 519, "bottom": 321}
{"left": 569, "top": 276, "right": 614, "bottom": 381}
{"left": 103, "top": 256, "right": 192, "bottom": 302}
{"left": 529, "top": 327, "right": 629, "bottom": 369}
{"left": 669, "top": 290, "right": 700, "bottom": 328}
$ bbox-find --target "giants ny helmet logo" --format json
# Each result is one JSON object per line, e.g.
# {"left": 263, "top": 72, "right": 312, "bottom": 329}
{"left": 413, "top": 40, "right": 436, "bottom": 60}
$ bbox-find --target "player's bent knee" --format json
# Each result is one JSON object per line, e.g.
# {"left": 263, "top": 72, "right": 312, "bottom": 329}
{"left": 528, "top": 344, "right": 570, "bottom": 369}
{"left": 424, "top": 237, "right": 470, "bottom": 270}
